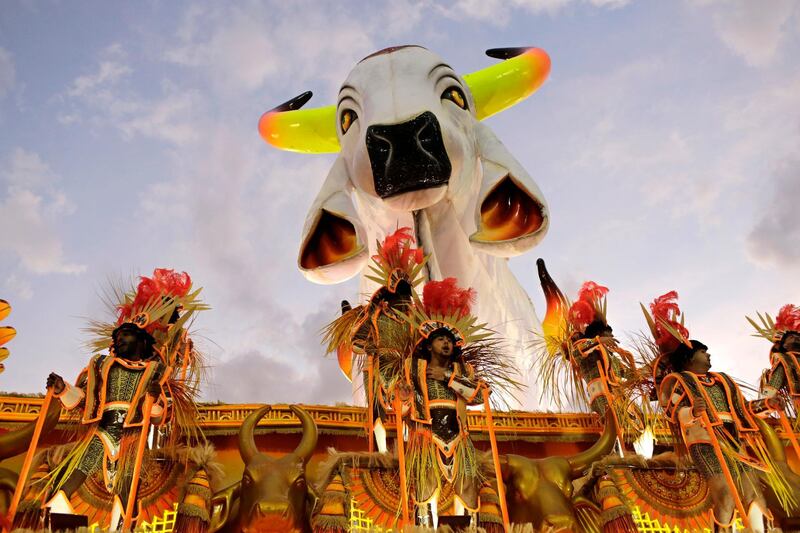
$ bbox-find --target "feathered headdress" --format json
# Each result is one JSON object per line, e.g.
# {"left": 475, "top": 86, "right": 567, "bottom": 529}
{"left": 404, "top": 278, "right": 490, "bottom": 347}
{"left": 567, "top": 281, "right": 609, "bottom": 332}
{"left": 365, "top": 227, "right": 426, "bottom": 298}
{"left": 640, "top": 291, "right": 692, "bottom": 389}
{"left": 88, "top": 268, "right": 208, "bottom": 362}
{"left": 641, "top": 291, "right": 691, "bottom": 354}
{"left": 748, "top": 304, "right": 800, "bottom": 343}
{"left": 116, "top": 268, "right": 193, "bottom": 335}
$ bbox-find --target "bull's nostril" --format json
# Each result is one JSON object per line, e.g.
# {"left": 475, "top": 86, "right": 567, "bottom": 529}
{"left": 367, "top": 111, "right": 451, "bottom": 198}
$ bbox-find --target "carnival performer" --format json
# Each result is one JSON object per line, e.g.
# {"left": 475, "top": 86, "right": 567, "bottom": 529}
{"left": 400, "top": 278, "right": 518, "bottom": 528}
{"left": 644, "top": 291, "right": 791, "bottom": 532}
{"left": 535, "top": 260, "right": 640, "bottom": 448}
{"left": 749, "top": 304, "right": 800, "bottom": 417}
{"left": 323, "top": 227, "right": 425, "bottom": 453}
{"left": 32, "top": 268, "right": 207, "bottom": 531}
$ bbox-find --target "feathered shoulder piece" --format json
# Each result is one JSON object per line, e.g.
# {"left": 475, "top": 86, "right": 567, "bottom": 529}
{"left": 404, "top": 278, "right": 490, "bottom": 347}
{"left": 748, "top": 304, "right": 800, "bottom": 343}
{"left": 365, "top": 227, "right": 426, "bottom": 296}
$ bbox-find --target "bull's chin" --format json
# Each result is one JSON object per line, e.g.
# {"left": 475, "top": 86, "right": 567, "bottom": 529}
{"left": 242, "top": 517, "right": 299, "bottom": 533}
{"left": 381, "top": 185, "right": 448, "bottom": 212}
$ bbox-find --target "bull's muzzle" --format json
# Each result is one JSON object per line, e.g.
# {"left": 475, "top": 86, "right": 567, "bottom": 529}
{"left": 366, "top": 111, "right": 451, "bottom": 199}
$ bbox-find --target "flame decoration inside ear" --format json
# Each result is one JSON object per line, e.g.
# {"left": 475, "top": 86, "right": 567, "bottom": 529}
{"left": 258, "top": 47, "right": 551, "bottom": 154}
{"left": 536, "top": 259, "right": 568, "bottom": 356}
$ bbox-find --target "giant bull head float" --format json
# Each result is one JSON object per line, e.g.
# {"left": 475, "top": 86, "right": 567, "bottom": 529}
{"left": 259, "top": 46, "right": 551, "bottom": 387}
{"left": 211, "top": 405, "right": 318, "bottom": 533}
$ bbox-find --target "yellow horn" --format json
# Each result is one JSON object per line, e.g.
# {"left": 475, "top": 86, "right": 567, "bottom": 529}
{"left": 258, "top": 91, "right": 339, "bottom": 154}
{"left": 464, "top": 47, "right": 551, "bottom": 121}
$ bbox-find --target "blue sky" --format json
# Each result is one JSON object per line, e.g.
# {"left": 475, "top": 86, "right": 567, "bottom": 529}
{"left": 1, "top": 0, "right": 799, "bottom": 408}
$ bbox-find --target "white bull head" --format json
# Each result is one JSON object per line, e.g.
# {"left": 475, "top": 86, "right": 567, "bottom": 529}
{"left": 260, "top": 46, "right": 551, "bottom": 406}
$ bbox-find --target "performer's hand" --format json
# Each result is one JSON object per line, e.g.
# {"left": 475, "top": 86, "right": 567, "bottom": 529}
{"left": 46, "top": 373, "right": 65, "bottom": 394}
{"left": 768, "top": 396, "right": 786, "bottom": 411}
{"left": 692, "top": 398, "right": 707, "bottom": 417}
{"left": 426, "top": 367, "right": 446, "bottom": 381}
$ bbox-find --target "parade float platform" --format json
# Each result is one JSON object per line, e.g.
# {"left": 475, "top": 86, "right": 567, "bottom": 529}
{"left": 0, "top": 394, "right": 610, "bottom": 484}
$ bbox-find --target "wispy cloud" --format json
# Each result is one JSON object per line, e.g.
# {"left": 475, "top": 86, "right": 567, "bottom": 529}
{"left": 0, "top": 148, "right": 85, "bottom": 276}
{"left": 438, "top": 0, "right": 631, "bottom": 25}
{"left": 59, "top": 44, "right": 203, "bottom": 146}
{"left": 693, "top": 0, "right": 798, "bottom": 67}
{"left": 3, "top": 274, "right": 33, "bottom": 301}
{"left": 746, "top": 158, "right": 800, "bottom": 268}
{"left": 163, "top": 2, "right": 376, "bottom": 95}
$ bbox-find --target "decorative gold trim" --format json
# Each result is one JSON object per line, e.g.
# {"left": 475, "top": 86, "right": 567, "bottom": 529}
{"left": 1, "top": 395, "right": 792, "bottom": 442}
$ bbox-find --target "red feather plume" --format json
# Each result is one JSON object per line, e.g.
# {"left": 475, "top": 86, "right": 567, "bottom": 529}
{"left": 372, "top": 227, "right": 424, "bottom": 272}
{"left": 776, "top": 304, "right": 800, "bottom": 332}
{"left": 649, "top": 291, "right": 690, "bottom": 352}
{"left": 117, "top": 268, "right": 192, "bottom": 327}
{"left": 422, "top": 278, "right": 475, "bottom": 319}
{"left": 576, "top": 281, "right": 608, "bottom": 303}
{"left": 568, "top": 300, "right": 595, "bottom": 329}
{"left": 567, "top": 280, "right": 608, "bottom": 329}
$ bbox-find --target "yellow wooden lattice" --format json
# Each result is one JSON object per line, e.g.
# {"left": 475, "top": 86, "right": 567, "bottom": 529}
{"left": 138, "top": 503, "right": 178, "bottom": 532}
{"left": 349, "top": 498, "right": 394, "bottom": 533}
{"left": 631, "top": 505, "right": 742, "bottom": 533}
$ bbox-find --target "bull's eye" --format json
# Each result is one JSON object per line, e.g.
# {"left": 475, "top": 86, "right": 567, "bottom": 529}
{"left": 340, "top": 109, "right": 357, "bottom": 134}
{"left": 442, "top": 87, "right": 468, "bottom": 110}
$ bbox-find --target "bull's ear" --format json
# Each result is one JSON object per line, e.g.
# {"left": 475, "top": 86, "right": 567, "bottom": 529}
{"left": 299, "top": 157, "right": 368, "bottom": 283}
{"left": 470, "top": 122, "right": 549, "bottom": 257}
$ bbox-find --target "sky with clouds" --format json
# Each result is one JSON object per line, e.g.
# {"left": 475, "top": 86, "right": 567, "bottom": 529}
{"left": 1, "top": 0, "right": 798, "bottom": 409}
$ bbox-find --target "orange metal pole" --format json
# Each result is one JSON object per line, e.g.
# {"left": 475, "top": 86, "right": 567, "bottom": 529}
{"left": 777, "top": 409, "right": 800, "bottom": 464}
{"left": 6, "top": 388, "right": 54, "bottom": 532}
{"left": 595, "top": 358, "right": 625, "bottom": 451}
{"left": 699, "top": 411, "right": 750, "bottom": 529}
{"left": 367, "top": 355, "right": 374, "bottom": 453}
{"left": 393, "top": 396, "right": 409, "bottom": 528}
{"left": 122, "top": 394, "right": 154, "bottom": 531}
{"left": 483, "top": 391, "right": 510, "bottom": 532}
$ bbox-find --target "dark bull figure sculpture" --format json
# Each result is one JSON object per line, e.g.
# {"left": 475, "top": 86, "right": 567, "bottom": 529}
{"left": 210, "top": 405, "right": 318, "bottom": 533}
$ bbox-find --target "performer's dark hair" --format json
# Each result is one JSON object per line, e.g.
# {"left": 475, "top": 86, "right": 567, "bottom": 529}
{"left": 582, "top": 320, "right": 611, "bottom": 340}
{"left": 668, "top": 339, "right": 708, "bottom": 372}
{"left": 776, "top": 330, "right": 800, "bottom": 352}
